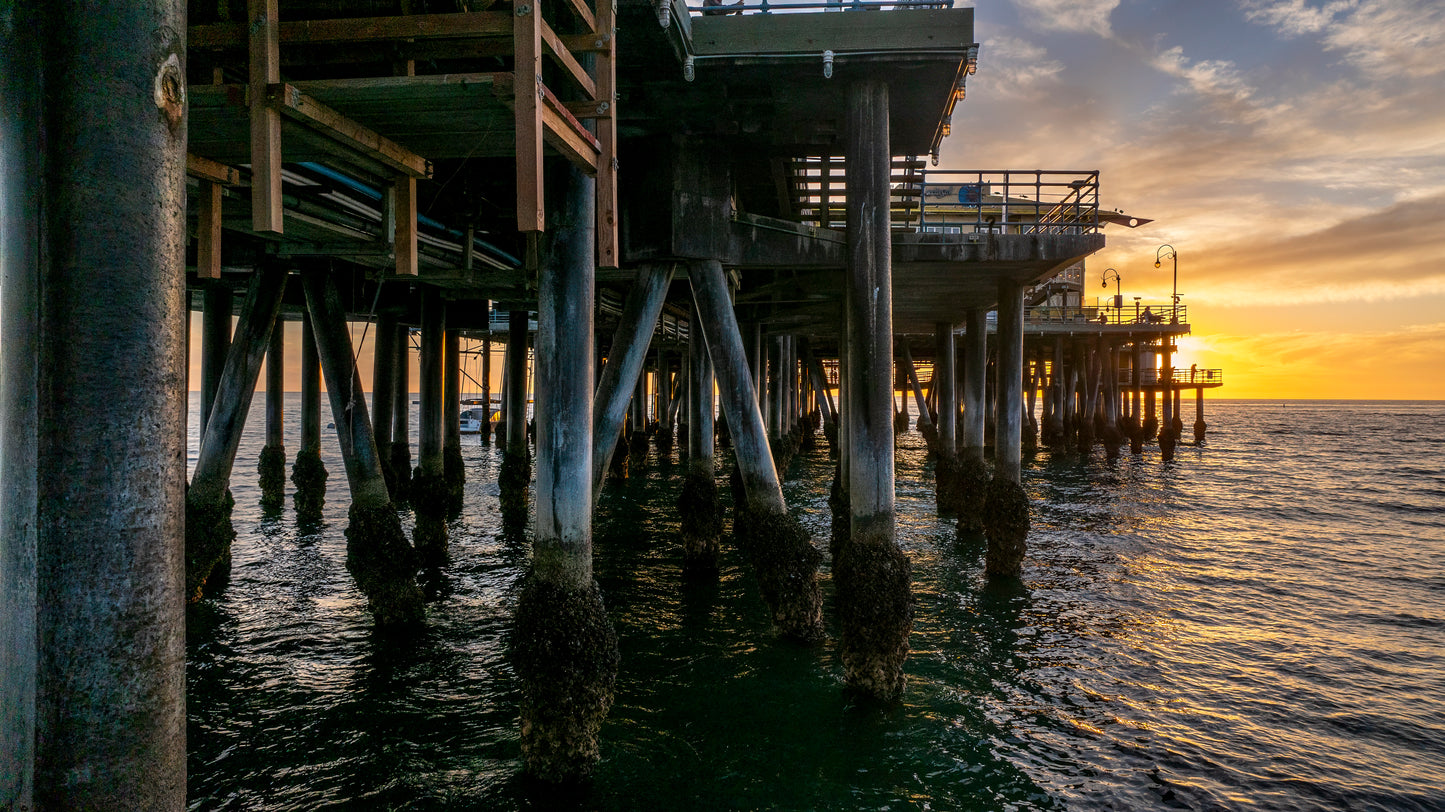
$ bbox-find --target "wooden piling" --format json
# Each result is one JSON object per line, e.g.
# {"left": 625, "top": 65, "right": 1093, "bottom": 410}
{"left": 371, "top": 313, "right": 398, "bottom": 491}
{"left": 301, "top": 271, "right": 423, "bottom": 627}
{"left": 500, "top": 310, "right": 531, "bottom": 522}
{"left": 200, "top": 285, "right": 232, "bottom": 436}
{"left": 690, "top": 258, "right": 823, "bottom": 641}
{"left": 390, "top": 325, "right": 413, "bottom": 499}
{"left": 591, "top": 263, "right": 674, "bottom": 498}
{"left": 187, "top": 266, "right": 287, "bottom": 599}
{"left": 413, "top": 287, "right": 449, "bottom": 558}
{"left": 444, "top": 327, "right": 464, "bottom": 508}
{"left": 984, "top": 279, "right": 1029, "bottom": 579}
{"left": 837, "top": 78, "right": 911, "bottom": 702}
{"left": 293, "top": 313, "right": 328, "bottom": 516}
{"left": 512, "top": 159, "right": 619, "bottom": 784}
{"left": 681, "top": 296, "right": 723, "bottom": 573}
{"left": 260, "top": 316, "right": 287, "bottom": 507}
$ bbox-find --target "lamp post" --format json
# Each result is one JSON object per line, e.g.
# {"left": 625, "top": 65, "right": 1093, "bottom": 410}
{"left": 1101, "top": 267, "right": 1122, "bottom": 311}
{"left": 1155, "top": 245, "right": 1178, "bottom": 320}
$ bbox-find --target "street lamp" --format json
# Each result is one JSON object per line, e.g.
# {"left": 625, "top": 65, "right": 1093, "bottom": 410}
{"left": 1101, "top": 267, "right": 1122, "bottom": 309}
{"left": 1155, "top": 244, "right": 1178, "bottom": 320}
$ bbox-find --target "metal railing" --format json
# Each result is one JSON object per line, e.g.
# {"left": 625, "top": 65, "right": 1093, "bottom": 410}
{"left": 1124, "top": 368, "right": 1223, "bottom": 386}
{"left": 916, "top": 170, "right": 1099, "bottom": 235}
{"left": 688, "top": 0, "right": 953, "bottom": 15}
{"left": 1026, "top": 303, "right": 1187, "bottom": 326}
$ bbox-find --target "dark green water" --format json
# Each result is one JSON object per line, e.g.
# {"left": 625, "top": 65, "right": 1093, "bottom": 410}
{"left": 188, "top": 398, "right": 1445, "bottom": 810}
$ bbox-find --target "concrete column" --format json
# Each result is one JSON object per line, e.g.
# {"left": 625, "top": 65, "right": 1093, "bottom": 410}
{"left": 390, "top": 324, "right": 413, "bottom": 499}
{"left": 201, "top": 285, "right": 232, "bottom": 436}
{"left": 935, "top": 324, "right": 957, "bottom": 454}
{"left": 260, "top": 315, "right": 287, "bottom": 507}
{"left": 293, "top": 313, "right": 328, "bottom": 516}
{"left": 838, "top": 78, "right": 911, "bottom": 702}
{"left": 690, "top": 258, "right": 822, "bottom": 641}
{"left": 302, "top": 271, "right": 423, "bottom": 626}
{"left": 984, "top": 279, "right": 1030, "bottom": 579}
{"left": 512, "top": 159, "right": 618, "bottom": 784}
{"left": 0, "top": 11, "right": 40, "bottom": 801}
{"left": 592, "top": 264, "right": 674, "bottom": 495}
{"left": 902, "top": 344, "right": 934, "bottom": 440}
{"left": 961, "top": 309, "right": 987, "bottom": 459}
{"left": 629, "top": 362, "right": 650, "bottom": 463}
{"left": 186, "top": 267, "right": 288, "bottom": 598}
{"left": 22, "top": 4, "right": 188, "bottom": 803}
{"left": 1194, "top": 388, "right": 1207, "bottom": 444}
{"left": 657, "top": 347, "right": 673, "bottom": 450}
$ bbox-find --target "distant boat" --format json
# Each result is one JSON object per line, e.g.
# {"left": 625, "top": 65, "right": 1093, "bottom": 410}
{"left": 459, "top": 405, "right": 493, "bottom": 435}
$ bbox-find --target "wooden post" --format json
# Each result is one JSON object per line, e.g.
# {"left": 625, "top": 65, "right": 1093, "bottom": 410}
{"left": 514, "top": 0, "right": 544, "bottom": 232}
{"left": 513, "top": 159, "right": 619, "bottom": 784}
{"left": 393, "top": 177, "right": 418, "bottom": 276}
{"left": 996, "top": 281, "right": 1024, "bottom": 483}
{"left": 591, "top": 263, "right": 674, "bottom": 498}
{"left": 419, "top": 287, "right": 445, "bottom": 479}
{"left": 389, "top": 323, "right": 413, "bottom": 496}
{"left": 200, "top": 285, "right": 232, "bottom": 436}
{"left": 260, "top": 311, "right": 287, "bottom": 506}
{"left": 197, "top": 180, "right": 223, "bottom": 279}
{"left": 984, "top": 278, "right": 1030, "bottom": 580}
{"left": 188, "top": 267, "right": 288, "bottom": 595}
{"left": 444, "top": 326, "right": 464, "bottom": 497}
{"left": 838, "top": 78, "right": 910, "bottom": 702}
{"left": 961, "top": 309, "right": 987, "bottom": 460}
{"left": 505, "top": 311, "right": 530, "bottom": 453}
{"left": 935, "top": 323, "right": 957, "bottom": 454}
{"left": 690, "top": 258, "right": 822, "bottom": 641}
{"left": 249, "top": 0, "right": 283, "bottom": 233}
{"left": 372, "top": 314, "right": 397, "bottom": 459}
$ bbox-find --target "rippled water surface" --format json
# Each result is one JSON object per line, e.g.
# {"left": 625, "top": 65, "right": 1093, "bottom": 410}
{"left": 188, "top": 398, "right": 1445, "bottom": 810}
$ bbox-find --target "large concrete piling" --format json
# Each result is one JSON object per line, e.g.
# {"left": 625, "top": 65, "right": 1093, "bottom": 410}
{"left": 592, "top": 263, "right": 674, "bottom": 498}
{"left": 680, "top": 297, "right": 723, "bottom": 574}
{"left": 836, "top": 79, "right": 912, "bottom": 702}
{"left": 413, "top": 287, "right": 449, "bottom": 560}
{"left": 8, "top": 3, "right": 189, "bottom": 803}
{"left": 302, "top": 272, "right": 424, "bottom": 627}
{"left": 511, "top": 161, "right": 619, "bottom": 784}
{"left": 984, "top": 280, "right": 1030, "bottom": 579}
{"left": 259, "top": 318, "right": 287, "bottom": 508}
{"left": 691, "top": 258, "right": 823, "bottom": 642}
{"left": 292, "top": 314, "right": 328, "bottom": 518}
{"left": 186, "top": 266, "right": 288, "bottom": 600}
{"left": 1160, "top": 340, "right": 1177, "bottom": 461}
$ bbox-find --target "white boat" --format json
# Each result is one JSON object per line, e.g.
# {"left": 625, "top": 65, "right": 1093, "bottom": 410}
{"left": 459, "top": 405, "right": 492, "bottom": 434}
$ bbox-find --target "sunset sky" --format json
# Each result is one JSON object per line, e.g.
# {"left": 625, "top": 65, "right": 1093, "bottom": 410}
{"left": 190, "top": 1, "right": 1444, "bottom": 401}
{"left": 945, "top": 0, "right": 1445, "bottom": 398}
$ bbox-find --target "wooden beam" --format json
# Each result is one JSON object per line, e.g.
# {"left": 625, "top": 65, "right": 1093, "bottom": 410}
{"left": 562, "top": 99, "right": 613, "bottom": 120}
{"left": 196, "top": 180, "right": 223, "bottom": 279}
{"left": 540, "top": 17, "right": 597, "bottom": 101}
{"left": 540, "top": 86, "right": 599, "bottom": 172}
{"left": 190, "top": 11, "right": 512, "bottom": 48}
{"left": 514, "top": 3, "right": 544, "bottom": 232}
{"left": 187, "top": 153, "right": 241, "bottom": 186}
{"left": 270, "top": 83, "right": 432, "bottom": 178}
{"left": 249, "top": 0, "right": 283, "bottom": 234}
{"left": 595, "top": 0, "right": 618, "bottom": 269}
{"left": 556, "top": 0, "right": 596, "bottom": 38}
{"left": 394, "top": 176, "right": 419, "bottom": 276}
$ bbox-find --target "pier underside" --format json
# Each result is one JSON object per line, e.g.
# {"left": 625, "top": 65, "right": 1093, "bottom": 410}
{"left": 2, "top": 0, "right": 1222, "bottom": 804}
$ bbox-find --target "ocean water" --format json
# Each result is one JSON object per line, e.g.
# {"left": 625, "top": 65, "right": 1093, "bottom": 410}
{"left": 186, "top": 398, "right": 1445, "bottom": 811}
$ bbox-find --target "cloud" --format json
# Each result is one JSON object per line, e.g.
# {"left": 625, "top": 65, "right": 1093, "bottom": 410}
{"left": 979, "top": 34, "right": 1066, "bottom": 99}
{"left": 1148, "top": 46, "right": 1256, "bottom": 104}
{"left": 1241, "top": 0, "right": 1445, "bottom": 78}
{"left": 1166, "top": 192, "right": 1445, "bottom": 304}
{"left": 1010, "top": 0, "right": 1121, "bottom": 37}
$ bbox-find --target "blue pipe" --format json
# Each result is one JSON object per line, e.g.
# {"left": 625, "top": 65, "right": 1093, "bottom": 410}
{"left": 296, "top": 161, "right": 522, "bottom": 267}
